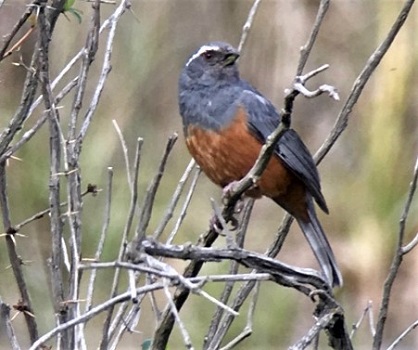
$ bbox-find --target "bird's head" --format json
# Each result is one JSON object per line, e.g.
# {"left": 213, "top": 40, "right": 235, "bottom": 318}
{"left": 181, "top": 42, "right": 240, "bottom": 85}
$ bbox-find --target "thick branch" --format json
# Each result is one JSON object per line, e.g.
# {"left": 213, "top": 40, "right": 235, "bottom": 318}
{"left": 141, "top": 238, "right": 327, "bottom": 293}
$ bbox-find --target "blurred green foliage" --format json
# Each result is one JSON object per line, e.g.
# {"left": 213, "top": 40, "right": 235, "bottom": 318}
{"left": 0, "top": 0, "right": 417, "bottom": 348}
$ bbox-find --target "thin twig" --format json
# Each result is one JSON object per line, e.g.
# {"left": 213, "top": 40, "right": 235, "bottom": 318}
{"left": 112, "top": 120, "right": 133, "bottom": 193}
{"left": 38, "top": 2, "right": 69, "bottom": 345}
{"left": 100, "top": 136, "right": 143, "bottom": 350}
{"left": 219, "top": 282, "right": 260, "bottom": 350}
{"left": 350, "top": 300, "right": 374, "bottom": 339}
{"left": 0, "top": 0, "right": 40, "bottom": 61}
{"left": 28, "top": 282, "right": 166, "bottom": 350}
{"left": 0, "top": 77, "right": 79, "bottom": 164}
{"left": 165, "top": 165, "right": 201, "bottom": 244}
{"left": 316, "top": 0, "right": 416, "bottom": 164}
{"left": 163, "top": 283, "right": 194, "bottom": 350}
{"left": 14, "top": 186, "right": 96, "bottom": 231}
{"left": 0, "top": 297, "right": 22, "bottom": 350}
{"left": 296, "top": 0, "right": 330, "bottom": 75}
{"left": 154, "top": 159, "right": 196, "bottom": 240}
{"left": 136, "top": 134, "right": 178, "bottom": 239}
{"left": 67, "top": 0, "right": 101, "bottom": 143}
{"left": 76, "top": 0, "right": 130, "bottom": 147}
{"left": 79, "top": 261, "right": 272, "bottom": 284}
{"left": 81, "top": 168, "right": 113, "bottom": 330}
{"left": 402, "top": 231, "right": 418, "bottom": 254}
{"left": 0, "top": 164, "right": 39, "bottom": 343}
{"left": 289, "top": 312, "right": 336, "bottom": 350}
{"left": 386, "top": 319, "right": 418, "bottom": 350}
{"left": 108, "top": 303, "right": 141, "bottom": 350}
{"left": 237, "top": 0, "right": 262, "bottom": 53}
{"left": 204, "top": 199, "right": 253, "bottom": 349}
{"left": 373, "top": 152, "right": 418, "bottom": 350}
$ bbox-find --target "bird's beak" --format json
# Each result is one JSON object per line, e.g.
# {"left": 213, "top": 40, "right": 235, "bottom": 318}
{"left": 223, "top": 52, "right": 239, "bottom": 66}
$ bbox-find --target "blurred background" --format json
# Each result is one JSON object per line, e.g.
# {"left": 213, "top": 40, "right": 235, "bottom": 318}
{"left": 0, "top": 0, "right": 417, "bottom": 348}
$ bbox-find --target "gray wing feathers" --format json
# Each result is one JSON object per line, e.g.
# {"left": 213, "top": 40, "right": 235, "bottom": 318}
{"left": 238, "top": 88, "right": 328, "bottom": 213}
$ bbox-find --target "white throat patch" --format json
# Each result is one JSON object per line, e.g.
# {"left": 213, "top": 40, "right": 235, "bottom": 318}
{"left": 186, "top": 44, "right": 220, "bottom": 67}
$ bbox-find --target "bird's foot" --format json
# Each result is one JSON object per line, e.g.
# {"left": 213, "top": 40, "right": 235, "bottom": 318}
{"left": 209, "top": 214, "right": 239, "bottom": 233}
{"left": 222, "top": 181, "right": 246, "bottom": 214}
{"left": 209, "top": 215, "right": 223, "bottom": 234}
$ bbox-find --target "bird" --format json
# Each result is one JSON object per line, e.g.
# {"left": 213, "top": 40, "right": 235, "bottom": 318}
{"left": 178, "top": 41, "right": 342, "bottom": 288}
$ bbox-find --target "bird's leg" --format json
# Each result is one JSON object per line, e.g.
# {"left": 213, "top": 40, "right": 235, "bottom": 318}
{"left": 222, "top": 181, "right": 245, "bottom": 211}
{"left": 222, "top": 180, "right": 259, "bottom": 213}
{"left": 214, "top": 181, "right": 253, "bottom": 232}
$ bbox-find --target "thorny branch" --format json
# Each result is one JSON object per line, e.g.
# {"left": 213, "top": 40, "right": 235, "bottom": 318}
{"left": 1, "top": 0, "right": 131, "bottom": 349}
{"left": 0, "top": 163, "right": 38, "bottom": 344}
{"left": 0, "top": 298, "right": 20, "bottom": 350}
{"left": 0, "top": 0, "right": 40, "bottom": 61}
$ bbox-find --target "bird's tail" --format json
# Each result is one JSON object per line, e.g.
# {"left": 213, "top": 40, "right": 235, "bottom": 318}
{"left": 297, "top": 199, "right": 343, "bottom": 288}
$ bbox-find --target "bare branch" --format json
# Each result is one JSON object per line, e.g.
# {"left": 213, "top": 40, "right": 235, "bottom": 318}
{"left": 289, "top": 312, "right": 335, "bottom": 350}
{"left": 29, "top": 282, "right": 166, "bottom": 350}
{"left": 387, "top": 319, "right": 418, "bottom": 350}
{"left": 374, "top": 152, "right": 418, "bottom": 349}
{"left": 296, "top": 0, "right": 330, "bottom": 75}
{"left": 402, "top": 231, "right": 418, "bottom": 254}
{"left": 112, "top": 120, "right": 134, "bottom": 192}
{"left": 237, "top": 0, "right": 262, "bottom": 53}
{"left": 350, "top": 300, "right": 374, "bottom": 339}
{"left": 142, "top": 239, "right": 327, "bottom": 292}
{"left": 154, "top": 159, "right": 196, "bottom": 240}
{"left": 0, "top": 163, "right": 38, "bottom": 342}
{"left": 136, "top": 134, "right": 178, "bottom": 240}
{"left": 218, "top": 282, "right": 259, "bottom": 350}
{"left": 0, "top": 297, "right": 21, "bottom": 350}
{"left": 165, "top": 164, "right": 201, "bottom": 244}
{"left": 100, "top": 136, "right": 143, "bottom": 350}
{"left": 163, "top": 283, "right": 194, "bottom": 350}
{"left": 0, "top": 0, "right": 40, "bottom": 61}
{"left": 81, "top": 168, "right": 113, "bottom": 324}
{"left": 14, "top": 185, "right": 97, "bottom": 231}
{"left": 108, "top": 303, "right": 141, "bottom": 350}
{"left": 67, "top": 0, "right": 101, "bottom": 142}
{"left": 316, "top": 0, "right": 416, "bottom": 164}
{"left": 77, "top": 0, "right": 131, "bottom": 146}
{"left": 204, "top": 199, "right": 253, "bottom": 349}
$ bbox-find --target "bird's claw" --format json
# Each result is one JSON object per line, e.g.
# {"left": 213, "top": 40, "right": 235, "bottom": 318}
{"left": 222, "top": 181, "right": 246, "bottom": 214}
{"left": 209, "top": 214, "right": 239, "bottom": 234}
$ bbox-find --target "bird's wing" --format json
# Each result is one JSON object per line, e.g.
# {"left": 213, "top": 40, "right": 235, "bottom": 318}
{"left": 238, "top": 88, "right": 328, "bottom": 213}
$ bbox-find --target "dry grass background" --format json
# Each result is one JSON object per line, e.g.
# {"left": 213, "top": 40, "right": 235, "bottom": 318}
{"left": 0, "top": 0, "right": 417, "bottom": 348}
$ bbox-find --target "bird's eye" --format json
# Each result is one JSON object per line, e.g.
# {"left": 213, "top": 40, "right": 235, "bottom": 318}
{"left": 203, "top": 51, "right": 213, "bottom": 60}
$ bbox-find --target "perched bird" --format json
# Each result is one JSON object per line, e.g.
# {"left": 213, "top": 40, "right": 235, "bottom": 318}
{"left": 178, "top": 42, "right": 342, "bottom": 288}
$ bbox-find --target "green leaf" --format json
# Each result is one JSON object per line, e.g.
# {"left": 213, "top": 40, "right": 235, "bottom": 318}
{"left": 63, "top": 0, "right": 76, "bottom": 12}
{"left": 66, "top": 8, "right": 83, "bottom": 23}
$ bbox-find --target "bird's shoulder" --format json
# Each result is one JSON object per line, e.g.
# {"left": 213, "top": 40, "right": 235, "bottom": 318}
{"left": 235, "top": 82, "right": 281, "bottom": 141}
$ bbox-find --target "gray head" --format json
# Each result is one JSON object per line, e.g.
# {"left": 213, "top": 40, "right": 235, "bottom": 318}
{"left": 180, "top": 42, "right": 240, "bottom": 86}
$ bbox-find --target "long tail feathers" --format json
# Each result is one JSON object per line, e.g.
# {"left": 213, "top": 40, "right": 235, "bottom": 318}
{"left": 297, "top": 200, "right": 343, "bottom": 288}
